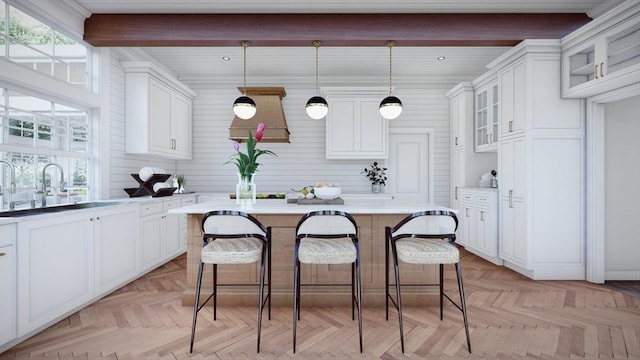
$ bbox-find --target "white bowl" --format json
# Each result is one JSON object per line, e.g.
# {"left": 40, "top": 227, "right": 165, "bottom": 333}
{"left": 314, "top": 186, "right": 342, "bottom": 199}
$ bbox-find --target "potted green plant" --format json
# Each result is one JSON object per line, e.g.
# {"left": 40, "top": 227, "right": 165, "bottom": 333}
{"left": 362, "top": 161, "right": 387, "bottom": 193}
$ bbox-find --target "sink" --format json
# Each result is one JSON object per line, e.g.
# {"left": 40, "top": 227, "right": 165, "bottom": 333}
{"left": 0, "top": 201, "right": 124, "bottom": 217}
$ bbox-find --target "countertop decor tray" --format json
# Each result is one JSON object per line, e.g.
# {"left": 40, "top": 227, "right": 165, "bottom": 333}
{"left": 288, "top": 197, "right": 344, "bottom": 205}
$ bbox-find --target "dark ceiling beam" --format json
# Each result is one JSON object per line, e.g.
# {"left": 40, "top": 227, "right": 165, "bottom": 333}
{"left": 83, "top": 13, "right": 591, "bottom": 47}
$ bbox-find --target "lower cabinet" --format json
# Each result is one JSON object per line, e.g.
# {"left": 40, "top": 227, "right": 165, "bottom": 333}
{"left": 17, "top": 211, "right": 96, "bottom": 337}
{"left": 0, "top": 224, "right": 16, "bottom": 347}
{"left": 94, "top": 205, "right": 139, "bottom": 297}
{"left": 458, "top": 188, "right": 502, "bottom": 265}
{"left": 139, "top": 196, "right": 194, "bottom": 272}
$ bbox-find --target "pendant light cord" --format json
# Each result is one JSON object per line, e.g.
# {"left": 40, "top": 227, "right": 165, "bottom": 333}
{"left": 241, "top": 40, "right": 250, "bottom": 95}
{"left": 387, "top": 40, "right": 395, "bottom": 95}
{"left": 313, "top": 40, "right": 322, "bottom": 96}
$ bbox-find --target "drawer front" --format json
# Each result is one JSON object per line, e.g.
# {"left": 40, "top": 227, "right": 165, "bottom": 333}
{"left": 476, "top": 194, "right": 491, "bottom": 205}
{"left": 181, "top": 197, "right": 196, "bottom": 206}
{"left": 140, "top": 202, "right": 163, "bottom": 216}
{"left": 163, "top": 199, "right": 181, "bottom": 211}
{"left": 459, "top": 191, "right": 474, "bottom": 202}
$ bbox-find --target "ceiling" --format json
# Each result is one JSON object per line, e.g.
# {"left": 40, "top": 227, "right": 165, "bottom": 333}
{"left": 74, "top": 0, "right": 611, "bottom": 83}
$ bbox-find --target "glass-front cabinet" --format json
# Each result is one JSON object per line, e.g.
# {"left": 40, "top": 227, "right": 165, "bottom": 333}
{"left": 561, "top": 0, "right": 640, "bottom": 98}
{"left": 473, "top": 74, "right": 499, "bottom": 152}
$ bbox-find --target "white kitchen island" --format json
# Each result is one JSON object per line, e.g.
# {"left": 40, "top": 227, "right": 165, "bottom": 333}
{"left": 170, "top": 198, "right": 457, "bottom": 307}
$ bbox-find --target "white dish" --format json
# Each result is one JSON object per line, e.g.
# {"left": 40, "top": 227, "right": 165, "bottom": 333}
{"left": 314, "top": 186, "right": 341, "bottom": 199}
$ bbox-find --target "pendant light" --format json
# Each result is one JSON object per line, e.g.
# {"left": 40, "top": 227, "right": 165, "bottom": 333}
{"left": 305, "top": 40, "right": 329, "bottom": 120}
{"left": 233, "top": 40, "right": 257, "bottom": 120}
{"left": 379, "top": 40, "right": 403, "bottom": 120}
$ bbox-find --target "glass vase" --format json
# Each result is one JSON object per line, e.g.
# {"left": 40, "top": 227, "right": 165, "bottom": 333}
{"left": 236, "top": 173, "right": 256, "bottom": 208}
{"left": 371, "top": 183, "right": 384, "bottom": 193}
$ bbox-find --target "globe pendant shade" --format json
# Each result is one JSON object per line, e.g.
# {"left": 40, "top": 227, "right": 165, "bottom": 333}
{"left": 379, "top": 96, "right": 403, "bottom": 119}
{"left": 305, "top": 96, "right": 329, "bottom": 119}
{"left": 233, "top": 96, "right": 257, "bottom": 120}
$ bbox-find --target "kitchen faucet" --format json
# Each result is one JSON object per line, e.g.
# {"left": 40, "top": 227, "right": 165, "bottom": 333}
{"left": 41, "top": 162, "right": 66, "bottom": 207}
{"left": 0, "top": 160, "right": 16, "bottom": 210}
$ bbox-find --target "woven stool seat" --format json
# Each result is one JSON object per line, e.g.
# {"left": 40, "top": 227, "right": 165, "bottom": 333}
{"left": 201, "top": 237, "right": 263, "bottom": 264}
{"left": 299, "top": 237, "right": 357, "bottom": 264}
{"left": 396, "top": 238, "right": 459, "bottom": 264}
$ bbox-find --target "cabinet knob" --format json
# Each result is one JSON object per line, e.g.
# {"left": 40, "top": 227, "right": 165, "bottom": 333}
{"left": 455, "top": 136, "right": 458, "bottom": 146}
{"left": 0, "top": 252, "right": 5, "bottom": 257}
{"left": 508, "top": 121, "right": 513, "bottom": 132}
{"left": 594, "top": 64, "right": 599, "bottom": 79}
{"left": 508, "top": 190, "right": 513, "bottom": 208}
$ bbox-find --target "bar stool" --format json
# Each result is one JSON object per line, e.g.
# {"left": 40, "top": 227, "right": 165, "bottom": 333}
{"left": 189, "top": 210, "right": 271, "bottom": 353}
{"left": 385, "top": 210, "right": 471, "bottom": 353}
{"left": 293, "top": 210, "right": 363, "bottom": 353}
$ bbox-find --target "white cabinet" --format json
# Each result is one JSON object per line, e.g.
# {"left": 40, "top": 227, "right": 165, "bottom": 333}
{"left": 497, "top": 138, "right": 526, "bottom": 267}
{"left": 139, "top": 197, "right": 189, "bottom": 272}
{"left": 446, "top": 83, "right": 497, "bottom": 215}
{"left": 473, "top": 73, "right": 499, "bottom": 152}
{"left": 17, "top": 212, "right": 95, "bottom": 336}
{"left": 497, "top": 59, "right": 526, "bottom": 138}
{"left": 122, "top": 62, "right": 196, "bottom": 160}
{"left": 0, "top": 224, "right": 16, "bottom": 348}
{"left": 489, "top": 40, "right": 585, "bottom": 280}
{"left": 15, "top": 204, "right": 141, "bottom": 337}
{"left": 561, "top": 0, "right": 640, "bottom": 98}
{"left": 325, "top": 90, "right": 388, "bottom": 159}
{"left": 94, "top": 205, "right": 139, "bottom": 297}
{"left": 459, "top": 188, "right": 501, "bottom": 265}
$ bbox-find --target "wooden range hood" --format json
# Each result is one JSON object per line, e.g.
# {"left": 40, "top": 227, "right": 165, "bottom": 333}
{"left": 229, "top": 87, "right": 290, "bottom": 143}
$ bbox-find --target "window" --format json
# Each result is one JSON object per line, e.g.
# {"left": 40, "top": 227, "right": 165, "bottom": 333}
{"left": 0, "top": 1, "right": 89, "bottom": 88}
{"left": 0, "top": 1, "right": 94, "bottom": 209}
{"left": 1, "top": 85, "right": 90, "bottom": 208}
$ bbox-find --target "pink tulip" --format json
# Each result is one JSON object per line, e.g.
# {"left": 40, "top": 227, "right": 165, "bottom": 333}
{"left": 256, "top": 122, "right": 265, "bottom": 133}
{"left": 254, "top": 131, "right": 263, "bottom": 141}
{"left": 233, "top": 141, "right": 240, "bottom": 151}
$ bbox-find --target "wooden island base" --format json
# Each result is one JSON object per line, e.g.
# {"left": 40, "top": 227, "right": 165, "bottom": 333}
{"left": 181, "top": 212, "right": 442, "bottom": 307}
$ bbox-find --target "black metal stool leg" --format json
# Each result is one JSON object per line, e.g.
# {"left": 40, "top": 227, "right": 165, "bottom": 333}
{"left": 351, "top": 262, "right": 355, "bottom": 320}
{"left": 439, "top": 263, "right": 444, "bottom": 321}
{"left": 385, "top": 234, "right": 390, "bottom": 321}
{"left": 391, "top": 244, "right": 405, "bottom": 353}
{"left": 213, "top": 264, "right": 218, "bottom": 320}
{"left": 268, "top": 238, "right": 272, "bottom": 320}
{"left": 257, "top": 248, "right": 267, "bottom": 353}
{"left": 456, "top": 262, "right": 471, "bottom": 353}
{"left": 190, "top": 260, "right": 205, "bottom": 353}
{"left": 293, "top": 258, "right": 300, "bottom": 353}
{"left": 356, "top": 256, "right": 363, "bottom": 353}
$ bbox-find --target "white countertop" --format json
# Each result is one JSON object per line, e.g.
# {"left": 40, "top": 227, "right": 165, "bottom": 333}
{"left": 169, "top": 198, "right": 456, "bottom": 215}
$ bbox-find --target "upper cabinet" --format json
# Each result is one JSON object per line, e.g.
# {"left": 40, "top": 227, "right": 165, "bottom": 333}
{"left": 497, "top": 59, "right": 526, "bottom": 138}
{"left": 122, "top": 62, "right": 197, "bottom": 159}
{"left": 561, "top": 0, "right": 640, "bottom": 98}
{"left": 472, "top": 72, "right": 499, "bottom": 152}
{"left": 325, "top": 88, "right": 388, "bottom": 159}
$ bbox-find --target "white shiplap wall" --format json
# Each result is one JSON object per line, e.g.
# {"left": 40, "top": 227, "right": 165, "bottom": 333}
{"left": 175, "top": 79, "right": 455, "bottom": 206}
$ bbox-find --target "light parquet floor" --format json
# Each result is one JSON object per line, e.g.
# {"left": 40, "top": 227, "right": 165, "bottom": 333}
{"left": 2, "top": 249, "right": 639, "bottom": 359}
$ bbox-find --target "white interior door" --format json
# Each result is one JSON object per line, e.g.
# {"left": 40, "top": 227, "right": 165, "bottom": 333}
{"left": 388, "top": 129, "right": 432, "bottom": 201}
